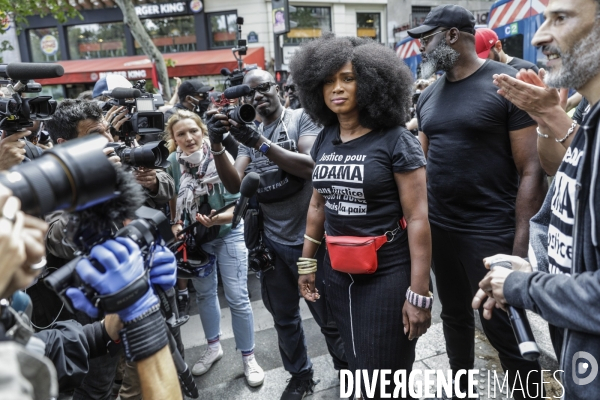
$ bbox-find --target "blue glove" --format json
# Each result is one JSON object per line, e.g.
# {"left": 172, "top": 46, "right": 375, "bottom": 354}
{"left": 66, "top": 237, "right": 158, "bottom": 322}
{"left": 148, "top": 245, "right": 177, "bottom": 291}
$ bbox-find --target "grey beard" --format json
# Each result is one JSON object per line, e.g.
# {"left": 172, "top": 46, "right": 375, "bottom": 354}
{"left": 420, "top": 41, "right": 460, "bottom": 78}
{"left": 545, "top": 22, "right": 600, "bottom": 90}
{"left": 288, "top": 97, "right": 301, "bottom": 110}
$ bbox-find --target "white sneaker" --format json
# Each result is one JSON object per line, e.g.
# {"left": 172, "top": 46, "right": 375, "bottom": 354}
{"left": 243, "top": 354, "right": 265, "bottom": 387}
{"left": 192, "top": 343, "right": 223, "bottom": 376}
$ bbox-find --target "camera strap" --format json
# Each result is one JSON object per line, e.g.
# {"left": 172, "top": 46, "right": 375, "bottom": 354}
{"left": 92, "top": 270, "right": 150, "bottom": 314}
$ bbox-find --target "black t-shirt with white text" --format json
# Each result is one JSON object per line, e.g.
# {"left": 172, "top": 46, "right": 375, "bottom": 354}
{"left": 417, "top": 60, "right": 536, "bottom": 233}
{"left": 310, "top": 125, "right": 426, "bottom": 237}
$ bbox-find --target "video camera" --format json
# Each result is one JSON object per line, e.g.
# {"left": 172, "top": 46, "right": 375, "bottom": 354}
{"left": 219, "top": 17, "right": 258, "bottom": 88}
{"left": 0, "top": 62, "right": 63, "bottom": 134}
{"left": 209, "top": 84, "right": 257, "bottom": 125}
{"left": 103, "top": 80, "right": 165, "bottom": 145}
{"left": 105, "top": 140, "right": 170, "bottom": 169}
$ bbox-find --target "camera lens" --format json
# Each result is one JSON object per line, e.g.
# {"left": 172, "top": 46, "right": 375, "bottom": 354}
{"left": 229, "top": 104, "right": 256, "bottom": 125}
{"left": 115, "top": 140, "right": 170, "bottom": 169}
{"left": 0, "top": 135, "right": 117, "bottom": 215}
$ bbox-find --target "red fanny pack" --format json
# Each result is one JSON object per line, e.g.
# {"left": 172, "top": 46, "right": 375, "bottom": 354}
{"left": 325, "top": 218, "right": 407, "bottom": 275}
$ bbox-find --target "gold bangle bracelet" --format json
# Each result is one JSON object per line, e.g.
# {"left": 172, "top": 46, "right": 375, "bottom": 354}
{"left": 304, "top": 234, "right": 322, "bottom": 246}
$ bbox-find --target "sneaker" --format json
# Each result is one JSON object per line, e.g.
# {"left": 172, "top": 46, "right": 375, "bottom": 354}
{"left": 177, "top": 292, "right": 190, "bottom": 317}
{"left": 243, "top": 354, "right": 265, "bottom": 387}
{"left": 191, "top": 343, "right": 223, "bottom": 376}
{"left": 280, "top": 376, "right": 318, "bottom": 400}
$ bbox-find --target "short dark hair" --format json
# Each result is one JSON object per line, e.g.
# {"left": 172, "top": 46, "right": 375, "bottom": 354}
{"left": 46, "top": 99, "right": 104, "bottom": 143}
{"left": 290, "top": 33, "right": 414, "bottom": 129}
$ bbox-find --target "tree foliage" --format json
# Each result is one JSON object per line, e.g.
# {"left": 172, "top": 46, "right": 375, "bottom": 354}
{"left": 0, "top": 0, "right": 80, "bottom": 34}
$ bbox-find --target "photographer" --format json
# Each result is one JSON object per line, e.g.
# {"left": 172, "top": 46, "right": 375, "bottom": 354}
{"left": 208, "top": 69, "right": 347, "bottom": 399}
{"left": 164, "top": 79, "right": 213, "bottom": 122}
{"left": 0, "top": 180, "right": 181, "bottom": 399}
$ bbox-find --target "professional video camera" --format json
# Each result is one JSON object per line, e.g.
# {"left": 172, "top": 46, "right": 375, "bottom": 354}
{"left": 220, "top": 17, "right": 258, "bottom": 88}
{"left": 105, "top": 140, "right": 170, "bottom": 169}
{"left": 0, "top": 134, "right": 117, "bottom": 216}
{"left": 103, "top": 80, "right": 165, "bottom": 145}
{"left": 0, "top": 62, "right": 64, "bottom": 134}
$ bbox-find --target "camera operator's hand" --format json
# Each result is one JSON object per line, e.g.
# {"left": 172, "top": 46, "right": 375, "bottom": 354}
{"left": 106, "top": 106, "right": 130, "bottom": 137}
{"left": 206, "top": 110, "right": 230, "bottom": 144}
{"left": 0, "top": 131, "right": 30, "bottom": 170}
{"left": 103, "top": 147, "right": 122, "bottom": 167}
{"left": 472, "top": 254, "right": 532, "bottom": 320}
{"left": 148, "top": 245, "right": 177, "bottom": 291}
{"left": 171, "top": 223, "right": 184, "bottom": 240}
{"left": 229, "top": 120, "right": 261, "bottom": 148}
{"left": 134, "top": 167, "right": 158, "bottom": 194}
{"left": 65, "top": 237, "right": 158, "bottom": 321}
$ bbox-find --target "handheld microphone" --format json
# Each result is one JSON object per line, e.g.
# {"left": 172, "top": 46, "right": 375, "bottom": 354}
{"left": 224, "top": 84, "right": 251, "bottom": 99}
{"left": 108, "top": 87, "right": 142, "bottom": 99}
{"left": 490, "top": 261, "right": 540, "bottom": 361}
{"left": 232, "top": 172, "right": 260, "bottom": 229}
{"left": 220, "top": 68, "right": 232, "bottom": 77}
{"left": 0, "top": 62, "right": 64, "bottom": 80}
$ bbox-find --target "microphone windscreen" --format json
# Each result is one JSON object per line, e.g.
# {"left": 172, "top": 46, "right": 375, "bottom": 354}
{"left": 240, "top": 172, "right": 260, "bottom": 197}
{"left": 110, "top": 87, "right": 142, "bottom": 99}
{"left": 224, "top": 84, "right": 251, "bottom": 99}
{"left": 5, "top": 63, "right": 64, "bottom": 80}
{"left": 221, "top": 68, "right": 232, "bottom": 77}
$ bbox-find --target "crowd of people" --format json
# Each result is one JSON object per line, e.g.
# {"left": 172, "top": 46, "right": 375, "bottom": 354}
{"left": 0, "top": 0, "right": 599, "bottom": 398}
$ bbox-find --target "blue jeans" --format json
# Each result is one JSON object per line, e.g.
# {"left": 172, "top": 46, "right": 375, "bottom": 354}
{"left": 191, "top": 225, "right": 254, "bottom": 352}
{"left": 261, "top": 235, "right": 347, "bottom": 379}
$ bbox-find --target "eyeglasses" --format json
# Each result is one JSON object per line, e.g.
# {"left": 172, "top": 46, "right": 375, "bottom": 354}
{"left": 283, "top": 84, "right": 296, "bottom": 92}
{"left": 419, "top": 29, "right": 448, "bottom": 47}
{"left": 244, "top": 82, "right": 275, "bottom": 101}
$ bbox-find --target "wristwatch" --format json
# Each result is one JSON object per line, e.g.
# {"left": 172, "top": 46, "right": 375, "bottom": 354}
{"left": 258, "top": 139, "right": 272, "bottom": 155}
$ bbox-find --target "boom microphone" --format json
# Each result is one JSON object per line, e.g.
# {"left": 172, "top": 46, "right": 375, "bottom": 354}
{"left": 490, "top": 261, "right": 541, "bottom": 361}
{"left": 108, "top": 87, "right": 142, "bottom": 99}
{"left": 221, "top": 68, "right": 232, "bottom": 77}
{"left": 232, "top": 172, "right": 260, "bottom": 229}
{"left": 0, "top": 62, "right": 64, "bottom": 80}
{"left": 224, "top": 84, "right": 251, "bottom": 99}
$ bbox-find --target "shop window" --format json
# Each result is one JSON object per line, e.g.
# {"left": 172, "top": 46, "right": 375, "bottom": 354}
{"left": 357, "top": 13, "right": 381, "bottom": 42}
{"left": 135, "top": 15, "right": 197, "bottom": 54}
{"left": 207, "top": 11, "right": 238, "bottom": 49}
{"left": 283, "top": 6, "right": 331, "bottom": 45}
{"left": 411, "top": 6, "right": 431, "bottom": 28}
{"left": 68, "top": 22, "right": 126, "bottom": 60}
{"left": 29, "top": 27, "right": 61, "bottom": 62}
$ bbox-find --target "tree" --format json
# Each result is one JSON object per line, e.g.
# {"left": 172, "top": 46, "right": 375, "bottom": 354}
{"left": 114, "top": 0, "right": 171, "bottom": 98}
{"left": 0, "top": 0, "right": 171, "bottom": 98}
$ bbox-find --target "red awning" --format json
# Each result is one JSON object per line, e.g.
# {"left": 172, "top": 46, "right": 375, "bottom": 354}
{"left": 36, "top": 47, "right": 265, "bottom": 85}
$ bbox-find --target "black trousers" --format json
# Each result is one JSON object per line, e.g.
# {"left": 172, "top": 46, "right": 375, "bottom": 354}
{"left": 431, "top": 225, "right": 545, "bottom": 400}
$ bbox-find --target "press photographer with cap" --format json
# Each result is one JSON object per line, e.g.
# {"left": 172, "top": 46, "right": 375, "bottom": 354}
{"left": 163, "top": 79, "right": 214, "bottom": 122}
{"left": 411, "top": 4, "right": 546, "bottom": 398}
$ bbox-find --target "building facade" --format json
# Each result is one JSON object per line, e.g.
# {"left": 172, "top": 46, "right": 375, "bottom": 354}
{"left": 10, "top": 0, "right": 389, "bottom": 99}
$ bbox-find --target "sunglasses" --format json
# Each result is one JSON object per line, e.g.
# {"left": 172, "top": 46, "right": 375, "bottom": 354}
{"left": 419, "top": 29, "right": 448, "bottom": 47}
{"left": 283, "top": 84, "right": 296, "bottom": 92}
{"left": 244, "top": 82, "right": 275, "bottom": 101}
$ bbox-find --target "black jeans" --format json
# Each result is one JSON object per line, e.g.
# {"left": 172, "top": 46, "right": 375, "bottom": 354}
{"left": 261, "top": 235, "right": 347, "bottom": 379}
{"left": 431, "top": 225, "right": 544, "bottom": 399}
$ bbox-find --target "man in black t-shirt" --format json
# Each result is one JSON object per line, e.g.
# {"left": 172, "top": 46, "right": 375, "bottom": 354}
{"left": 475, "top": 28, "right": 540, "bottom": 73}
{"left": 410, "top": 5, "right": 547, "bottom": 399}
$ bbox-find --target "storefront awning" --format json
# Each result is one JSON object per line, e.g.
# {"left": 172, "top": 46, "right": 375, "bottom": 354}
{"left": 36, "top": 47, "right": 265, "bottom": 85}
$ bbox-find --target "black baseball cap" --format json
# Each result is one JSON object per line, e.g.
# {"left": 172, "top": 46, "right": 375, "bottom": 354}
{"left": 407, "top": 5, "right": 476, "bottom": 38}
{"left": 178, "top": 79, "right": 214, "bottom": 99}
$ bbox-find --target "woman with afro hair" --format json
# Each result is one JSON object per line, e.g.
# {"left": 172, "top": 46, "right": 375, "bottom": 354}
{"left": 293, "top": 33, "right": 433, "bottom": 397}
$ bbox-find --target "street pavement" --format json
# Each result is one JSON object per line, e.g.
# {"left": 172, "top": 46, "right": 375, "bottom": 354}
{"left": 179, "top": 272, "right": 561, "bottom": 400}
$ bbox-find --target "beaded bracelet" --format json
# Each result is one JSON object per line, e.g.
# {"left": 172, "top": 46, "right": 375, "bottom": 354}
{"left": 406, "top": 287, "right": 434, "bottom": 310}
{"left": 210, "top": 146, "right": 227, "bottom": 156}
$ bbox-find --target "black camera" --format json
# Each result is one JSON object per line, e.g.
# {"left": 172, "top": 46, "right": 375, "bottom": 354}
{"left": 222, "top": 103, "right": 256, "bottom": 125}
{"left": 0, "top": 62, "right": 63, "bottom": 134}
{"left": 248, "top": 242, "right": 275, "bottom": 273}
{"left": 105, "top": 140, "right": 170, "bottom": 169}
{"left": 0, "top": 134, "right": 117, "bottom": 216}
{"left": 45, "top": 206, "right": 174, "bottom": 315}
{"left": 219, "top": 17, "right": 258, "bottom": 89}
{"left": 103, "top": 80, "right": 165, "bottom": 145}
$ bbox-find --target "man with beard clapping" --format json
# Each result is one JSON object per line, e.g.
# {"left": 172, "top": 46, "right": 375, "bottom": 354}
{"left": 410, "top": 5, "right": 547, "bottom": 399}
